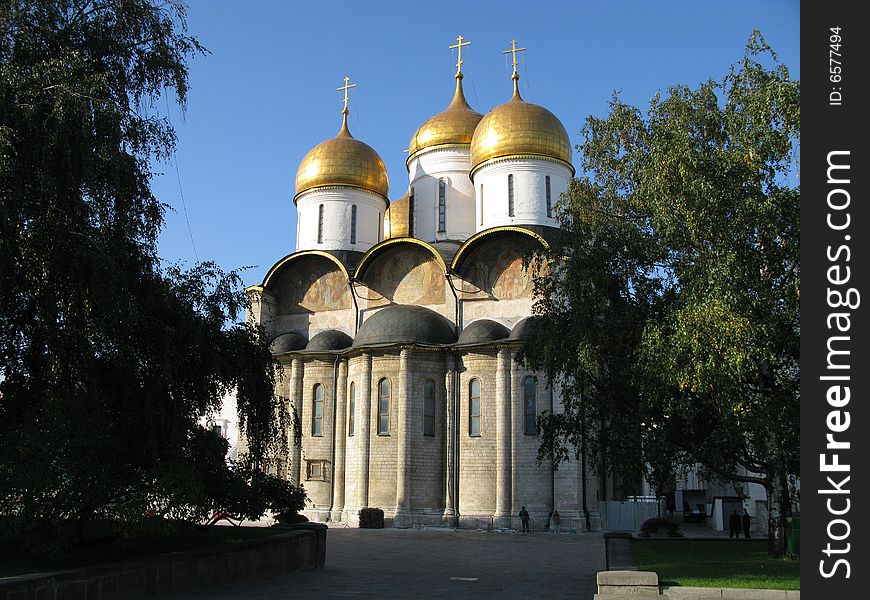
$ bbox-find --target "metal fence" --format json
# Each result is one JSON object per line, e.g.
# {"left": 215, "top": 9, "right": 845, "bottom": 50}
{"left": 599, "top": 500, "right": 661, "bottom": 531}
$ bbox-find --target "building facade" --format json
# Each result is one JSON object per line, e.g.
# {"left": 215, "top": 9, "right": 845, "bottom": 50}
{"left": 246, "top": 41, "right": 601, "bottom": 529}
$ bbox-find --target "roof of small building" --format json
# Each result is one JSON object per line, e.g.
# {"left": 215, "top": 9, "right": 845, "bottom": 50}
{"left": 457, "top": 319, "right": 510, "bottom": 345}
{"left": 305, "top": 329, "right": 353, "bottom": 352}
{"left": 507, "top": 317, "right": 535, "bottom": 341}
{"left": 269, "top": 332, "right": 308, "bottom": 354}
{"left": 353, "top": 305, "right": 457, "bottom": 348}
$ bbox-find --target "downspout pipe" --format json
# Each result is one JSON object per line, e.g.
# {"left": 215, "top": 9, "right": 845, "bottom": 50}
{"left": 446, "top": 272, "right": 460, "bottom": 335}
{"left": 349, "top": 279, "right": 360, "bottom": 334}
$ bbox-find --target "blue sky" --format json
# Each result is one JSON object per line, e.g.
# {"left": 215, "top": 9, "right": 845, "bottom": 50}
{"left": 152, "top": 0, "right": 800, "bottom": 288}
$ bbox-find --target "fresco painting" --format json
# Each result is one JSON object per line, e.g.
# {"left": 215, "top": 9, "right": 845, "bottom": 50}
{"left": 365, "top": 247, "right": 444, "bottom": 307}
{"left": 460, "top": 236, "right": 543, "bottom": 300}
{"left": 272, "top": 257, "right": 351, "bottom": 314}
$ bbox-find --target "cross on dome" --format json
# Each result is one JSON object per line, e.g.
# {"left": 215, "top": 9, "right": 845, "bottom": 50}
{"left": 449, "top": 35, "right": 471, "bottom": 78}
{"left": 502, "top": 39, "right": 526, "bottom": 80}
{"left": 337, "top": 76, "right": 357, "bottom": 115}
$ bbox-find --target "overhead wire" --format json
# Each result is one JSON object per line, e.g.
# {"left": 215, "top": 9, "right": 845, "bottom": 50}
{"left": 164, "top": 90, "right": 199, "bottom": 263}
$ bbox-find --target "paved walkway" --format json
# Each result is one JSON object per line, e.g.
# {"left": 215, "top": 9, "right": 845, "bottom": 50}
{"left": 163, "top": 527, "right": 607, "bottom": 599}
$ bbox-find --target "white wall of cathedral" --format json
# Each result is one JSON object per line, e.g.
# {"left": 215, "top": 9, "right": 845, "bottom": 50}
{"left": 299, "top": 358, "right": 336, "bottom": 518}
{"left": 407, "top": 147, "right": 476, "bottom": 242}
{"left": 291, "top": 348, "right": 594, "bottom": 526}
{"left": 472, "top": 158, "right": 571, "bottom": 231}
{"left": 295, "top": 187, "right": 386, "bottom": 252}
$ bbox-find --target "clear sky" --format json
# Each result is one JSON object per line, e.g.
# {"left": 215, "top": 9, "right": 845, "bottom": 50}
{"left": 152, "top": 0, "right": 800, "bottom": 288}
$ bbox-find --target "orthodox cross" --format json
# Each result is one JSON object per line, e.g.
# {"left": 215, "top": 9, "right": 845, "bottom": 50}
{"left": 502, "top": 39, "right": 526, "bottom": 77}
{"left": 337, "top": 76, "right": 357, "bottom": 113}
{"left": 449, "top": 35, "right": 471, "bottom": 76}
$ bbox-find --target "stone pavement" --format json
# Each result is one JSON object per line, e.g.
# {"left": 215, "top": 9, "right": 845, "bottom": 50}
{"left": 163, "top": 526, "right": 607, "bottom": 599}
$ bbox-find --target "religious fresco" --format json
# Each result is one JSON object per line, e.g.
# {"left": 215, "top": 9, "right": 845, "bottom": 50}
{"left": 270, "top": 256, "right": 351, "bottom": 314}
{"left": 362, "top": 246, "right": 444, "bottom": 307}
{"left": 459, "top": 235, "right": 545, "bottom": 300}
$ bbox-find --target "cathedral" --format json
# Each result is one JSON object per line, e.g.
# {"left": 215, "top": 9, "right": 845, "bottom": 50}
{"left": 245, "top": 38, "right": 601, "bottom": 530}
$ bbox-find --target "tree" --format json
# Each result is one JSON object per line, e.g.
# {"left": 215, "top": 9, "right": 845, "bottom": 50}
{"left": 525, "top": 32, "right": 799, "bottom": 555}
{"left": 0, "top": 0, "right": 302, "bottom": 551}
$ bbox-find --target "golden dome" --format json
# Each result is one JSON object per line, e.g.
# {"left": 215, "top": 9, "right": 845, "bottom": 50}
{"left": 470, "top": 80, "right": 572, "bottom": 178}
{"left": 383, "top": 191, "right": 411, "bottom": 239}
{"left": 295, "top": 112, "right": 389, "bottom": 202}
{"left": 407, "top": 74, "right": 483, "bottom": 162}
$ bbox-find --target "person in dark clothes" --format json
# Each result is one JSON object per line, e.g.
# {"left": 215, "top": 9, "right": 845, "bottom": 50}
{"left": 519, "top": 506, "right": 530, "bottom": 533}
{"left": 742, "top": 509, "right": 751, "bottom": 538}
{"left": 729, "top": 509, "right": 741, "bottom": 538}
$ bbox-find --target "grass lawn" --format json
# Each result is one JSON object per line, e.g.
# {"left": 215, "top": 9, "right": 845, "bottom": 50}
{"left": 630, "top": 539, "right": 799, "bottom": 590}
{"left": 0, "top": 524, "right": 282, "bottom": 579}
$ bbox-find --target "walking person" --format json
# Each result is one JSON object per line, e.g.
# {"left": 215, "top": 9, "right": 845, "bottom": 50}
{"left": 552, "top": 509, "right": 561, "bottom": 534}
{"left": 519, "top": 506, "right": 530, "bottom": 533}
{"left": 742, "top": 510, "right": 751, "bottom": 539}
{"left": 729, "top": 509, "right": 741, "bottom": 539}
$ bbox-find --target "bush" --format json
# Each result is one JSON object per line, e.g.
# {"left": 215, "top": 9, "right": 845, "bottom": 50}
{"left": 276, "top": 511, "right": 309, "bottom": 525}
{"left": 358, "top": 507, "right": 384, "bottom": 529}
{"left": 640, "top": 517, "right": 682, "bottom": 537}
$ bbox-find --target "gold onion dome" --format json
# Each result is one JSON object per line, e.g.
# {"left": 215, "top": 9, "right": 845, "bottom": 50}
{"left": 295, "top": 111, "right": 389, "bottom": 202}
{"left": 407, "top": 74, "right": 483, "bottom": 162}
{"left": 470, "top": 78, "right": 572, "bottom": 177}
{"left": 383, "top": 190, "right": 411, "bottom": 239}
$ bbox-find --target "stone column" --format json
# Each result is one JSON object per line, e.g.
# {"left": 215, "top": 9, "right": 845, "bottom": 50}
{"left": 290, "top": 357, "right": 304, "bottom": 486}
{"left": 494, "top": 348, "right": 512, "bottom": 527}
{"left": 510, "top": 354, "right": 522, "bottom": 515}
{"left": 359, "top": 352, "right": 372, "bottom": 509}
{"left": 443, "top": 355, "right": 456, "bottom": 520}
{"left": 332, "top": 358, "right": 348, "bottom": 523}
{"left": 394, "top": 349, "right": 413, "bottom": 526}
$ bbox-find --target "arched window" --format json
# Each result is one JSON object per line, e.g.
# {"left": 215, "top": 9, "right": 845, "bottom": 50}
{"left": 377, "top": 378, "right": 391, "bottom": 435}
{"left": 469, "top": 378, "right": 481, "bottom": 436}
{"left": 317, "top": 204, "right": 324, "bottom": 243}
{"left": 508, "top": 174, "right": 515, "bottom": 217}
{"left": 438, "top": 179, "right": 447, "bottom": 232}
{"left": 350, "top": 205, "right": 357, "bottom": 244}
{"left": 348, "top": 381, "right": 356, "bottom": 437}
{"left": 523, "top": 376, "right": 536, "bottom": 435}
{"left": 378, "top": 211, "right": 382, "bottom": 239}
{"left": 423, "top": 379, "right": 436, "bottom": 436}
{"left": 545, "top": 175, "right": 552, "bottom": 217}
{"left": 409, "top": 187, "right": 415, "bottom": 237}
{"left": 312, "top": 383, "right": 324, "bottom": 436}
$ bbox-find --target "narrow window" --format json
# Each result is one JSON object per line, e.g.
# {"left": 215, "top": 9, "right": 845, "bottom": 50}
{"left": 545, "top": 175, "right": 552, "bottom": 217}
{"left": 409, "top": 187, "right": 415, "bottom": 237}
{"left": 508, "top": 174, "right": 515, "bottom": 217}
{"left": 524, "top": 377, "right": 536, "bottom": 435}
{"left": 423, "top": 379, "right": 436, "bottom": 436}
{"left": 469, "top": 378, "right": 481, "bottom": 436}
{"left": 350, "top": 205, "right": 357, "bottom": 244}
{"left": 438, "top": 179, "right": 447, "bottom": 232}
{"left": 378, "top": 211, "right": 382, "bottom": 239}
{"left": 312, "top": 383, "right": 324, "bottom": 436}
{"left": 348, "top": 382, "right": 356, "bottom": 437}
{"left": 307, "top": 460, "right": 324, "bottom": 480}
{"left": 479, "top": 184, "right": 484, "bottom": 225}
{"left": 377, "top": 378, "right": 391, "bottom": 435}
{"left": 317, "top": 204, "right": 324, "bottom": 243}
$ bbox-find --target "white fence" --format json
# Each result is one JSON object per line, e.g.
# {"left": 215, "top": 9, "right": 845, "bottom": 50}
{"left": 599, "top": 500, "right": 661, "bottom": 531}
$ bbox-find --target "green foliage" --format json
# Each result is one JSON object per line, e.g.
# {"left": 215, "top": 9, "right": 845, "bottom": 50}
{"left": 524, "top": 32, "right": 799, "bottom": 554}
{"left": 639, "top": 517, "right": 682, "bottom": 538}
{"left": 358, "top": 507, "right": 385, "bottom": 529}
{"left": 0, "top": 0, "right": 302, "bottom": 552}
